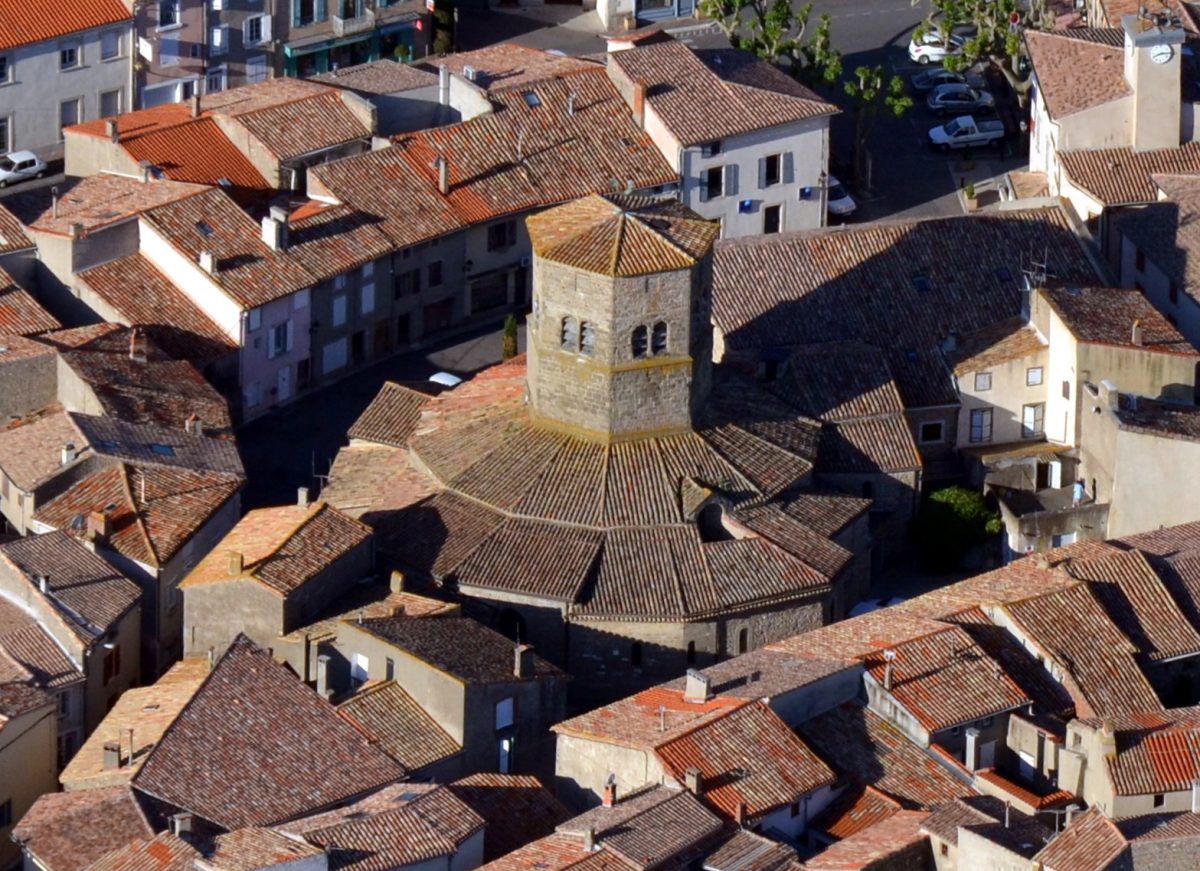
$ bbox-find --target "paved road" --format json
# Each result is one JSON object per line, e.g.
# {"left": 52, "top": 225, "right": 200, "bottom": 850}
{"left": 813, "top": 0, "right": 929, "bottom": 57}
{"left": 0, "top": 169, "right": 66, "bottom": 200}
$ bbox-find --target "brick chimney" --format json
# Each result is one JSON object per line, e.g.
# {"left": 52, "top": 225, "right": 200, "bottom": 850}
{"left": 735, "top": 801, "right": 748, "bottom": 827}
{"left": 106, "top": 119, "right": 118, "bottom": 143}
{"left": 602, "top": 774, "right": 617, "bottom": 808}
{"left": 632, "top": 81, "right": 646, "bottom": 128}
{"left": 684, "top": 668, "right": 712, "bottom": 703}
{"left": 514, "top": 643, "right": 534, "bottom": 678}
{"left": 228, "top": 551, "right": 244, "bottom": 577}
{"left": 87, "top": 510, "right": 110, "bottom": 542}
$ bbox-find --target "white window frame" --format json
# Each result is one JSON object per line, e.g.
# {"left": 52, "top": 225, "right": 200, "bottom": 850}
{"left": 99, "top": 89, "right": 123, "bottom": 118}
{"left": 58, "top": 98, "right": 81, "bottom": 139}
{"left": 268, "top": 321, "right": 291, "bottom": 359}
{"left": 969, "top": 408, "right": 993, "bottom": 444}
{"left": 351, "top": 652, "right": 369, "bottom": 685}
{"left": 60, "top": 43, "right": 81, "bottom": 70}
{"left": 206, "top": 66, "right": 227, "bottom": 94}
{"left": 243, "top": 14, "right": 271, "bottom": 46}
{"left": 157, "top": 0, "right": 182, "bottom": 31}
{"left": 974, "top": 371, "right": 992, "bottom": 392}
{"left": 0, "top": 116, "right": 10, "bottom": 153}
{"left": 210, "top": 25, "right": 228, "bottom": 57}
{"left": 1026, "top": 366, "right": 1043, "bottom": 387}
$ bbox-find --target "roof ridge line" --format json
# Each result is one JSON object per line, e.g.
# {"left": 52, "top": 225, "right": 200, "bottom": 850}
{"left": 246, "top": 502, "right": 325, "bottom": 575}
{"left": 121, "top": 464, "right": 163, "bottom": 569}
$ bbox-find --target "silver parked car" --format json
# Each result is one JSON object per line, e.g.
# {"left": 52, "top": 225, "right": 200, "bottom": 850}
{"left": 911, "top": 67, "right": 986, "bottom": 93}
{"left": 926, "top": 83, "right": 995, "bottom": 116}
{"left": 0, "top": 151, "right": 46, "bottom": 187}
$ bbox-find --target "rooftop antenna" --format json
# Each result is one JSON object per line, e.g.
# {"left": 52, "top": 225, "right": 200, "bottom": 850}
{"left": 516, "top": 126, "right": 526, "bottom": 163}
{"left": 658, "top": 704, "right": 666, "bottom": 732}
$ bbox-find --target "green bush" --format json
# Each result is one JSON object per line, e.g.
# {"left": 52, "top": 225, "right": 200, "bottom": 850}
{"left": 502, "top": 314, "right": 519, "bottom": 360}
{"left": 912, "top": 485, "right": 1002, "bottom": 572}
{"left": 964, "top": 182, "right": 976, "bottom": 200}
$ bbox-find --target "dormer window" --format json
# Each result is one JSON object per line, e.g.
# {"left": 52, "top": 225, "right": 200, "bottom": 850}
{"left": 652, "top": 321, "right": 668, "bottom": 355}
{"left": 631, "top": 325, "right": 648, "bottom": 358}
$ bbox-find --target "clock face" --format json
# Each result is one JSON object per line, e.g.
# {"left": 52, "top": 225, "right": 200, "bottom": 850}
{"left": 1151, "top": 43, "right": 1174, "bottom": 64}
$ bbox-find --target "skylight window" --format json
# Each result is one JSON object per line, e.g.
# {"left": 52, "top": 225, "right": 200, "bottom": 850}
{"left": 149, "top": 443, "right": 176, "bottom": 456}
{"left": 522, "top": 91, "right": 541, "bottom": 108}
{"left": 195, "top": 220, "right": 215, "bottom": 237}
{"left": 911, "top": 276, "right": 932, "bottom": 293}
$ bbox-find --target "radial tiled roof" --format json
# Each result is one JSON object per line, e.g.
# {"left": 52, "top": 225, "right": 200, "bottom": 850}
{"left": 337, "top": 680, "right": 462, "bottom": 772}
{"left": 181, "top": 501, "right": 371, "bottom": 596}
{"left": 609, "top": 39, "right": 836, "bottom": 145}
{"left": 0, "top": 0, "right": 129, "bottom": 51}
{"left": 133, "top": 636, "right": 404, "bottom": 829}
{"left": 526, "top": 195, "right": 719, "bottom": 277}
{"left": 655, "top": 701, "right": 835, "bottom": 821}
{"left": 12, "top": 788, "right": 152, "bottom": 871}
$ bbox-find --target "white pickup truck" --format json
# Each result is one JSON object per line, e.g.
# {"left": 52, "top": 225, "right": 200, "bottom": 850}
{"left": 928, "top": 115, "right": 1006, "bottom": 151}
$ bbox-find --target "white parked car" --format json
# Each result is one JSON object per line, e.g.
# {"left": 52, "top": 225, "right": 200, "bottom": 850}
{"left": 908, "top": 31, "right": 965, "bottom": 65}
{"left": 0, "top": 151, "right": 46, "bottom": 187}
{"left": 827, "top": 175, "right": 856, "bottom": 219}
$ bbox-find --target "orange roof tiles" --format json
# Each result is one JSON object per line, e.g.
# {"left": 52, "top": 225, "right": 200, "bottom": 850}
{"left": 11, "top": 787, "right": 154, "bottom": 871}
{"left": 1032, "top": 809, "right": 1127, "bottom": 871}
{"left": 803, "top": 811, "right": 931, "bottom": 870}
{"left": 808, "top": 787, "right": 902, "bottom": 841}
{"left": 479, "top": 832, "right": 590, "bottom": 871}
{"left": 123, "top": 118, "right": 270, "bottom": 191}
{"left": 949, "top": 317, "right": 1046, "bottom": 375}
{"left": 26, "top": 174, "right": 208, "bottom": 237}
{"left": 1059, "top": 141, "right": 1200, "bottom": 207}
{"left": 0, "top": 268, "right": 60, "bottom": 336}
{"left": 555, "top": 687, "right": 746, "bottom": 750}
{"left": 1024, "top": 29, "right": 1130, "bottom": 119}
{"left": 447, "top": 773, "right": 571, "bottom": 861}
{"left": 0, "top": 0, "right": 130, "bottom": 51}
{"left": 0, "top": 203, "right": 33, "bottom": 254}
{"left": 1041, "top": 286, "right": 1198, "bottom": 355}
{"left": 85, "top": 832, "right": 200, "bottom": 871}
{"left": 422, "top": 44, "right": 598, "bottom": 92}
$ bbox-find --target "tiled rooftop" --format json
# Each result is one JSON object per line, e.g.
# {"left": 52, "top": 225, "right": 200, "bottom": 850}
{"left": 206, "top": 828, "right": 325, "bottom": 870}
{"left": 346, "top": 381, "right": 432, "bottom": 447}
{"left": 60, "top": 657, "right": 209, "bottom": 790}
{"left": 0, "top": 268, "right": 60, "bottom": 336}
{"left": 312, "top": 59, "right": 440, "bottom": 94}
{"left": 447, "top": 773, "right": 572, "bottom": 861}
{"left": 420, "top": 44, "right": 597, "bottom": 91}
{"left": 76, "top": 254, "right": 237, "bottom": 368}
{"left": 336, "top": 680, "right": 462, "bottom": 772}
{"left": 0, "top": 202, "right": 33, "bottom": 254}
{"left": 1040, "top": 286, "right": 1197, "bottom": 355}
{"left": 0, "top": 606, "right": 83, "bottom": 689}
{"left": 802, "top": 810, "right": 931, "bottom": 870}
{"left": 807, "top": 786, "right": 902, "bottom": 841}
{"left": 11, "top": 787, "right": 154, "bottom": 871}
{"left": 0, "top": 407, "right": 89, "bottom": 490}
{"left": 609, "top": 39, "right": 836, "bottom": 145}
{"left": 948, "top": 317, "right": 1046, "bottom": 376}
{"left": 181, "top": 501, "right": 370, "bottom": 596}
{"left": 526, "top": 195, "right": 719, "bottom": 277}
{"left": 478, "top": 832, "right": 590, "bottom": 871}
{"left": 703, "top": 831, "right": 795, "bottom": 871}
{"left": 85, "top": 832, "right": 200, "bottom": 871}
{"left": 132, "top": 636, "right": 404, "bottom": 829}
{"left": 24, "top": 174, "right": 208, "bottom": 237}
{"left": 1059, "top": 141, "right": 1200, "bottom": 207}
{"left": 0, "top": 0, "right": 129, "bottom": 51}
{"left": 1023, "top": 29, "right": 1130, "bottom": 120}
{"left": 555, "top": 686, "right": 746, "bottom": 750}
{"left": 1032, "top": 808, "right": 1127, "bottom": 871}
{"left": 711, "top": 207, "right": 1098, "bottom": 409}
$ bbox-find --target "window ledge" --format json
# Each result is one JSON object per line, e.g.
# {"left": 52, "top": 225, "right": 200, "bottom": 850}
{"left": 156, "top": 23, "right": 185, "bottom": 33}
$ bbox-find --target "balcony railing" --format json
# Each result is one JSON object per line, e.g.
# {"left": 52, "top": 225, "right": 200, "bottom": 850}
{"left": 332, "top": 9, "right": 375, "bottom": 36}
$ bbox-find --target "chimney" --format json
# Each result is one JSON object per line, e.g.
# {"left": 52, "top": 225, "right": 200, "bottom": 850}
{"left": 463, "top": 64, "right": 477, "bottom": 82}
{"left": 69, "top": 222, "right": 84, "bottom": 239}
{"left": 228, "top": 551, "right": 244, "bottom": 577}
{"left": 390, "top": 570, "right": 406, "bottom": 593}
{"left": 1099, "top": 718, "right": 1117, "bottom": 758}
{"left": 170, "top": 812, "right": 193, "bottom": 838}
{"left": 1131, "top": 318, "right": 1144, "bottom": 346}
{"left": 434, "top": 155, "right": 450, "bottom": 196}
{"left": 568, "top": 90, "right": 577, "bottom": 117}
{"left": 106, "top": 119, "right": 119, "bottom": 143}
{"left": 1034, "top": 552, "right": 1050, "bottom": 569}
{"left": 190, "top": 93, "right": 201, "bottom": 119}
{"left": 128, "top": 326, "right": 147, "bottom": 362}
{"left": 198, "top": 250, "right": 217, "bottom": 275}
{"left": 438, "top": 64, "right": 450, "bottom": 106}
{"left": 87, "top": 510, "right": 110, "bottom": 542}
{"left": 735, "top": 801, "right": 748, "bottom": 827}
{"left": 51, "top": 187, "right": 58, "bottom": 220}
{"left": 602, "top": 774, "right": 617, "bottom": 808}
{"left": 261, "top": 213, "right": 288, "bottom": 251}
{"left": 632, "top": 81, "right": 646, "bottom": 128}
{"left": 37, "top": 575, "right": 48, "bottom": 593}
{"left": 61, "top": 442, "right": 77, "bottom": 466}
{"left": 316, "top": 653, "right": 332, "bottom": 700}
{"left": 102, "top": 740, "right": 122, "bottom": 770}
{"left": 582, "top": 828, "right": 596, "bottom": 852}
{"left": 882, "top": 649, "right": 896, "bottom": 692}
{"left": 684, "top": 766, "right": 703, "bottom": 796}
{"left": 184, "top": 414, "right": 202, "bottom": 436}
{"left": 137, "top": 160, "right": 152, "bottom": 183}
{"left": 964, "top": 727, "right": 981, "bottom": 772}
{"left": 684, "top": 668, "right": 712, "bottom": 703}
{"left": 297, "top": 486, "right": 310, "bottom": 508}
{"left": 514, "top": 643, "right": 534, "bottom": 678}
{"left": 1065, "top": 803, "right": 1081, "bottom": 826}
{"left": 207, "top": 646, "right": 216, "bottom": 670}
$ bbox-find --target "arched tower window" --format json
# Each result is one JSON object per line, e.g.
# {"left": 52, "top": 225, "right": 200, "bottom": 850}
{"left": 561, "top": 316, "right": 579, "bottom": 350}
{"left": 580, "top": 320, "right": 596, "bottom": 356}
{"left": 631, "top": 325, "right": 648, "bottom": 358}
{"left": 652, "top": 321, "right": 668, "bottom": 355}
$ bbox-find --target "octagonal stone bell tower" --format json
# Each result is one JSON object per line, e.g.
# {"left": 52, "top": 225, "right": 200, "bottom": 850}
{"left": 525, "top": 195, "right": 720, "bottom": 443}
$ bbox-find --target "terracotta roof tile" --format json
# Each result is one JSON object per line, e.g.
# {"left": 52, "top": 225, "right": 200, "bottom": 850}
{"left": 347, "top": 381, "right": 432, "bottom": 447}
{"left": 609, "top": 40, "right": 836, "bottom": 145}
{"left": 0, "top": 0, "right": 129, "bottom": 51}
{"left": 554, "top": 687, "right": 746, "bottom": 750}
{"left": 1040, "top": 286, "right": 1197, "bottom": 354}
{"left": 12, "top": 787, "right": 153, "bottom": 871}
{"left": 1059, "top": 141, "right": 1200, "bottom": 207}
{"left": 141, "top": 188, "right": 316, "bottom": 309}
{"left": 211, "top": 89, "right": 371, "bottom": 162}
{"left": 83, "top": 832, "right": 200, "bottom": 871}
{"left": 803, "top": 810, "right": 931, "bottom": 870}
{"left": 711, "top": 207, "right": 1099, "bottom": 409}
{"left": 948, "top": 317, "right": 1046, "bottom": 375}
{"left": 656, "top": 701, "right": 835, "bottom": 821}
{"left": 0, "top": 617, "right": 83, "bottom": 689}
{"left": 206, "top": 828, "right": 324, "bottom": 870}
{"left": 447, "top": 773, "right": 571, "bottom": 861}
{"left": 420, "top": 44, "right": 597, "bottom": 92}
{"left": 0, "top": 203, "right": 33, "bottom": 254}
{"left": 1115, "top": 174, "right": 1200, "bottom": 302}
{"left": 0, "top": 268, "right": 60, "bottom": 336}
{"left": 182, "top": 501, "right": 370, "bottom": 595}
{"left": 771, "top": 343, "right": 904, "bottom": 422}
{"left": 312, "top": 59, "right": 439, "bottom": 95}
{"left": 1024, "top": 29, "right": 1130, "bottom": 119}
{"left": 76, "top": 255, "right": 236, "bottom": 368}
{"left": 0, "top": 406, "right": 90, "bottom": 490}
{"left": 61, "top": 658, "right": 210, "bottom": 790}
{"left": 1032, "top": 808, "right": 1127, "bottom": 871}
{"left": 478, "top": 832, "right": 590, "bottom": 871}
{"left": 770, "top": 492, "right": 871, "bottom": 539}
{"left": 25, "top": 174, "right": 208, "bottom": 237}
{"left": 703, "top": 831, "right": 795, "bottom": 871}
{"left": 526, "top": 195, "right": 718, "bottom": 277}
{"left": 336, "top": 680, "right": 462, "bottom": 772}
{"left": 807, "top": 786, "right": 902, "bottom": 841}
{"left": 133, "top": 636, "right": 404, "bottom": 829}
{"left": 799, "top": 703, "right": 974, "bottom": 810}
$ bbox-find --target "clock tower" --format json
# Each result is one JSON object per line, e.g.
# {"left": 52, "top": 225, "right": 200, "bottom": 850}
{"left": 1123, "top": 9, "right": 1184, "bottom": 152}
